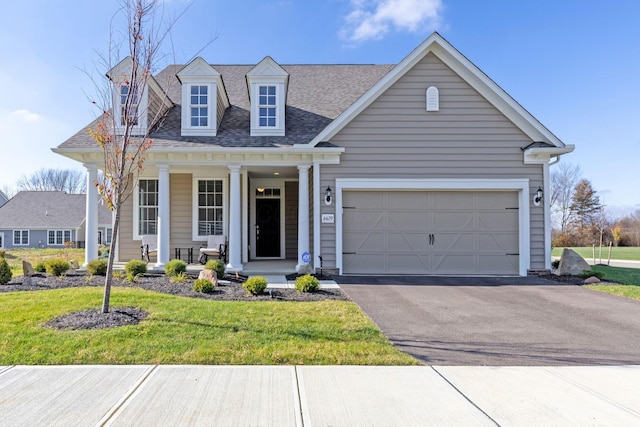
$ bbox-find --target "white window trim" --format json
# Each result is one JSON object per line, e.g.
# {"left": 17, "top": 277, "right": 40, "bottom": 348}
{"left": 133, "top": 178, "right": 159, "bottom": 240}
{"left": 192, "top": 176, "right": 229, "bottom": 241}
{"left": 250, "top": 81, "right": 285, "bottom": 136}
{"left": 105, "top": 227, "right": 113, "bottom": 245}
{"left": 13, "top": 230, "right": 29, "bottom": 246}
{"left": 181, "top": 82, "right": 217, "bottom": 136}
{"left": 334, "top": 178, "right": 531, "bottom": 276}
{"left": 0, "top": 232, "right": 4, "bottom": 249}
{"left": 47, "top": 229, "right": 73, "bottom": 246}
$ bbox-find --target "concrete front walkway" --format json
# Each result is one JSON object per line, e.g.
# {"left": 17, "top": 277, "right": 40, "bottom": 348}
{"left": 1, "top": 365, "right": 639, "bottom": 426}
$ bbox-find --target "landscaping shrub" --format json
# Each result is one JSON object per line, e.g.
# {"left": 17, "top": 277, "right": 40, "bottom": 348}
{"left": 294, "top": 274, "right": 320, "bottom": 293}
{"left": 87, "top": 259, "right": 108, "bottom": 276}
{"left": 193, "top": 278, "right": 215, "bottom": 293}
{"left": 243, "top": 276, "right": 267, "bottom": 295}
{"left": 551, "top": 259, "right": 560, "bottom": 269}
{"left": 0, "top": 250, "right": 5, "bottom": 258}
{"left": 165, "top": 259, "right": 187, "bottom": 276}
{"left": 0, "top": 257, "right": 12, "bottom": 285}
{"left": 45, "top": 259, "right": 70, "bottom": 277}
{"left": 125, "top": 259, "right": 147, "bottom": 282}
{"left": 34, "top": 262, "right": 46, "bottom": 273}
{"left": 170, "top": 272, "right": 188, "bottom": 284}
{"left": 205, "top": 259, "right": 225, "bottom": 279}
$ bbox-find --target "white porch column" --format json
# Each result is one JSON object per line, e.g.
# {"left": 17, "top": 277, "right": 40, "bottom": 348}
{"left": 155, "top": 164, "right": 170, "bottom": 268}
{"left": 227, "top": 165, "right": 242, "bottom": 272}
{"left": 296, "top": 164, "right": 311, "bottom": 272}
{"left": 83, "top": 163, "right": 98, "bottom": 266}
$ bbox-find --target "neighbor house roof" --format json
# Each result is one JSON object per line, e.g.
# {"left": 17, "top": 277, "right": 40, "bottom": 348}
{"left": 57, "top": 64, "right": 394, "bottom": 150}
{"left": 0, "top": 191, "right": 112, "bottom": 229}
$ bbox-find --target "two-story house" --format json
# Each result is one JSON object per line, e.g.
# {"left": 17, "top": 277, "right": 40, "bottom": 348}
{"left": 54, "top": 33, "right": 573, "bottom": 276}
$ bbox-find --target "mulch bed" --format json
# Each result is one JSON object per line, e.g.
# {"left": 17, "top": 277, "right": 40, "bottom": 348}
{"left": 2, "top": 272, "right": 349, "bottom": 331}
{"left": 1, "top": 272, "right": 348, "bottom": 302}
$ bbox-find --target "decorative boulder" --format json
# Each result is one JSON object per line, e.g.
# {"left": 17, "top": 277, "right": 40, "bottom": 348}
{"left": 198, "top": 269, "right": 217, "bottom": 286}
{"left": 583, "top": 276, "right": 601, "bottom": 284}
{"left": 557, "top": 248, "right": 591, "bottom": 276}
{"left": 22, "top": 261, "right": 36, "bottom": 277}
{"left": 297, "top": 263, "right": 314, "bottom": 275}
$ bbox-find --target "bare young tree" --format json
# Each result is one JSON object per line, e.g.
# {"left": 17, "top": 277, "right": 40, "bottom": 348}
{"left": 90, "top": 0, "right": 175, "bottom": 313}
{"left": 550, "top": 162, "right": 582, "bottom": 234}
{"left": 17, "top": 168, "right": 86, "bottom": 193}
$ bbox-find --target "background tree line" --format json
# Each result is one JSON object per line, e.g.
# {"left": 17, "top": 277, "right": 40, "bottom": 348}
{"left": 551, "top": 162, "right": 640, "bottom": 247}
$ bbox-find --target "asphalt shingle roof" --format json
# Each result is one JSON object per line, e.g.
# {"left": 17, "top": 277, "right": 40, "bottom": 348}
{"left": 0, "top": 191, "right": 112, "bottom": 228}
{"left": 58, "top": 63, "right": 394, "bottom": 149}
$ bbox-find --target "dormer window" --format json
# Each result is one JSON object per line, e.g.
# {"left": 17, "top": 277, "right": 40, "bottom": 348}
{"left": 177, "top": 57, "right": 228, "bottom": 137}
{"left": 106, "top": 56, "right": 170, "bottom": 136}
{"left": 259, "top": 85, "right": 277, "bottom": 127}
{"left": 190, "top": 85, "right": 209, "bottom": 127}
{"left": 120, "top": 85, "right": 140, "bottom": 126}
{"left": 247, "top": 56, "right": 289, "bottom": 137}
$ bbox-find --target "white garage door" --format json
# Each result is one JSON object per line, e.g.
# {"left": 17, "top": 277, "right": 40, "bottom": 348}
{"left": 342, "top": 191, "right": 519, "bottom": 275}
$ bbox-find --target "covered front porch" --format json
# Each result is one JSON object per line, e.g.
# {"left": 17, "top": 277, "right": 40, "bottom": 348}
{"left": 81, "top": 151, "right": 337, "bottom": 273}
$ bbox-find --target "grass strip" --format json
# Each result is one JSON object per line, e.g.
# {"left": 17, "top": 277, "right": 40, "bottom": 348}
{"left": 0, "top": 287, "right": 418, "bottom": 366}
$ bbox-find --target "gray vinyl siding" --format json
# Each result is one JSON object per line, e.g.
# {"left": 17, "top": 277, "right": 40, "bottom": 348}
{"left": 285, "top": 181, "right": 298, "bottom": 259}
{"left": 216, "top": 92, "right": 227, "bottom": 129}
{"left": 148, "top": 88, "right": 171, "bottom": 128}
{"left": 320, "top": 52, "right": 545, "bottom": 270}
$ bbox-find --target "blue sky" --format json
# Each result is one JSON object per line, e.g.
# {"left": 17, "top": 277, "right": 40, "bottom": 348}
{"left": 0, "top": 0, "right": 638, "bottom": 215}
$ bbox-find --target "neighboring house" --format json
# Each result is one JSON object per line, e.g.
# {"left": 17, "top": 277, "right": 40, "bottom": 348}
{"left": 0, "top": 191, "right": 112, "bottom": 250}
{"left": 54, "top": 33, "right": 573, "bottom": 275}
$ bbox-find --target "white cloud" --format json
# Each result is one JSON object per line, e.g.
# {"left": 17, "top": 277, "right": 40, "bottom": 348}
{"left": 341, "top": 0, "right": 443, "bottom": 43}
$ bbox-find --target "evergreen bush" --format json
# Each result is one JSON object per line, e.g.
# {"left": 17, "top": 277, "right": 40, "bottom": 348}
{"left": 87, "top": 259, "right": 108, "bottom": 276}
{"left": 294, "top": 274, "right": 320, "bottom": 293}
{"left": 45, "top": 259, "right": 70, "bottom": 277}
{"left": 193, "top": 278, "right": 214, "bottom": 293}
{"left": 165, "top": 259, "right": 187, "bottom": 276}
{"left": 205, "top": 259, "right": 225, "bottom": 279}
{"left": 243, "top": 276, "right": 267, "bottom": 295}
{"left": 0, "top": 257, "right": 12, "bottom": 285}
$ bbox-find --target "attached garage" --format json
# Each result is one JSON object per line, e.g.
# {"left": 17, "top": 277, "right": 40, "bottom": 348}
{"left": 339, "top": 184, "right": 525, "bottom": 275}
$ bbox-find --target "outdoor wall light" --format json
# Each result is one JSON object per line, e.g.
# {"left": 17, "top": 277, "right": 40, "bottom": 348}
{"left": 533, "top": 186, "right": 543, "bottom": 206}
{"left": 325, "top": 186, "right": 333, "bottom": 205}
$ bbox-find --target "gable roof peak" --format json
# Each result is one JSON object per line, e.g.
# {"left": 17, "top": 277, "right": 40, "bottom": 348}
{"left": 308, "top": 31, "right": 568, "bottom": 149}
{"left": 176, "top": 57, "right": 221, "bottom": 82}
{"left": 246, "top": 56, "right": 289, "bottom": 77}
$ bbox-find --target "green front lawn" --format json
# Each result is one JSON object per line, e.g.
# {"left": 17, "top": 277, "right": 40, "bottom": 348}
{"left": 552, "top": 246, "right": 640, "bottom": 261}
{"left": 585, "top": 265, "right": 640, "bottom": 301}
{"left": 2, "top": 248, "right": 85, "bottom": 276}
{"left": 0, "top": 287, "right": 418, "bottom": 365}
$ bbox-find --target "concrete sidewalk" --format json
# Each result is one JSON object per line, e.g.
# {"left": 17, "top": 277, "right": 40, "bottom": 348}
{"left": 1, "top": 365, "right": 639, "bottom": 426}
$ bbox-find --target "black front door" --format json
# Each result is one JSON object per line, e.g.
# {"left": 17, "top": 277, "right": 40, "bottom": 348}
{"left": 256, "top": 198, "right": 280, "bottom": 257}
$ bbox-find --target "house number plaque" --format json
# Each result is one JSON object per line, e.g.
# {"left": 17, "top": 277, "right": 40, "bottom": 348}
{"left": 321, "top": 214, "right": 335, "bottom": 223}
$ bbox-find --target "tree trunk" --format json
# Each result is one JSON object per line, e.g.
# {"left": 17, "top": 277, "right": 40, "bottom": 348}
{"left": 102, "top": 200, "right": 122, "bottom": 314}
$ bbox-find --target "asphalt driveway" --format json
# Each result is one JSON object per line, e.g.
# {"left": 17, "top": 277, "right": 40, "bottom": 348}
{"left": 337, "top": 276, "right": 640, "bottom": 365}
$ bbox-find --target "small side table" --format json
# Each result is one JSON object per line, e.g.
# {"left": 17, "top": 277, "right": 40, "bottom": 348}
{"left": 174, "top": 247, "right": 193, "bottom": 264}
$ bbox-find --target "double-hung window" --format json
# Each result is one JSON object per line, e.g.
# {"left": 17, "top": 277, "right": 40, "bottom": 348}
{"left": 120, "top": 85, "right": 139, "bottom": 126}
{"left": 258, "top": 85, "right": 277, "bottom": 127}
{"left": 197, "top": 180, "right": 223, "bottom": 236}
{"left": 48, "top": 230, "right": 72, "bottom": 245}
{"left": 138, "top": 179, "right": 158, "bottom": 235}
{"left": 13, "top": 230, "right": 28, "bottom": 246}
{"left": 190, "top": 85, "right": 209, "bottom": 127}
